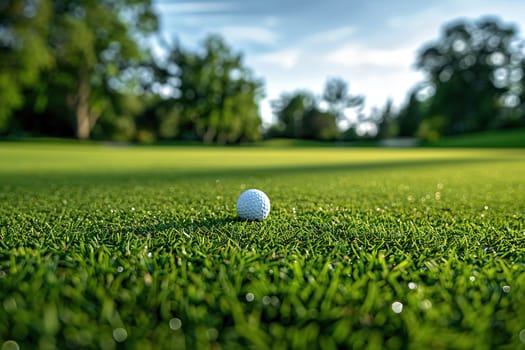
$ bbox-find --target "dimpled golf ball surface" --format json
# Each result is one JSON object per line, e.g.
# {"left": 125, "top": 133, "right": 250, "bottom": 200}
{"left": 236, "top": 189, "right": 270, "bottom": 221}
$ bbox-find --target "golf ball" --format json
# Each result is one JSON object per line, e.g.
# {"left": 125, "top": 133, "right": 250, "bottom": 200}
{"left": 236, "top": 189, "right": 270, "bottom": 221}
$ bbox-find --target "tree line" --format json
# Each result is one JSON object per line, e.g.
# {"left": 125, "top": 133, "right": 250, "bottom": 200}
{"left": 1, "top": 1, "right": 524, "bottom": 143}
{"left": 1, "top": 0, "right": 262, "bottom": 143}
{"left": 273, "top": 18, "right": 525, "bottom": 142}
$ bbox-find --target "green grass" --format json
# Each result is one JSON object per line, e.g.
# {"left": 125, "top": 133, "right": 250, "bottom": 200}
{"left": 1, "top": 143, "right": 524, "bottom": 349}
{"left": 425, "top": 128, "right": 525, "bottom": 148}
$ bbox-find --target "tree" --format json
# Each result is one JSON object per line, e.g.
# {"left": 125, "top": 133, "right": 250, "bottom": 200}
{"left": 0, "top": 0, "right": 54, "bottom": 132}
{"left": 416, "top": 17, "right": 524, "bottom": 136}
{"left": 322, "top": 77, "right": 364, "bottom": 125}
{"left": 6, "top": 0, "right": 158, "bottom": 139}
{"left": 271, "top": 91, "right": 338, "bottom": 141}
{"left": 271, "top": 91, "right": 315, "bottom": 138}
{"left": 157, "top": 35, "right": 264, "bottom": 143}
{"left": 375, "top": 99, "right": 399, "bottom": 139}
{"left": 397, "top": 91, "right": 425, "bottom": 137}
{"left": 54, "top": 0, "right": 157, "bottom": 139}
{"left": 302, "top": 107, "right": 338, "bottom": 140}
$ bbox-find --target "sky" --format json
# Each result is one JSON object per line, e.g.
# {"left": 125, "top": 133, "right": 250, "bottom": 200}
{"left": 153, "top": 0, "right": 525, "bottom": 125}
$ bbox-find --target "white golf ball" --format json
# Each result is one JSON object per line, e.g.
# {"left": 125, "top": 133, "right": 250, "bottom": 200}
{"left": 236, "top": 189, "right": 270, "bottom": 221}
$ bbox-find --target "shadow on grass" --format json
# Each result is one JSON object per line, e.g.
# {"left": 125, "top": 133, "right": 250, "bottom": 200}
{"left": 142, "top": 217, "right": 240, "bottom": 233}
{"left": 0, "top": 155, "right": 519, "bottom": 186}
{"left": 119, "top": 216, "right": 269, "bottom": 249}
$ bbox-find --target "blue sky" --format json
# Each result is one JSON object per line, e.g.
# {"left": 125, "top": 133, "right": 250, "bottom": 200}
{"left": 153, "top": 0, "right": 525, "bottom": 125}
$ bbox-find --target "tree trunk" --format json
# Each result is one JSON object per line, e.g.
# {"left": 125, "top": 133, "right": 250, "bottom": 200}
{"left": 75, "top": 70, "right": 92, "bottom": 140}
{"left": 203, "top": 127, "right": 216, "bottom": 143}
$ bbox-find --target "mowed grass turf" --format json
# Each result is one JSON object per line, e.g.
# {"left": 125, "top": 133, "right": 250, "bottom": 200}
{"left": 0, "top": 143, "right": 524, "bottom": 350}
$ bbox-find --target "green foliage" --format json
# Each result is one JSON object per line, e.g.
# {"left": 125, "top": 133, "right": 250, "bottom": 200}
{"left": 3, "top": 0, "right": 158, "bottom": 139}
{"left": 154, "top": 35, "right": 264, "bottom": 144}
{"left": 270, "top": 78, "right": 363, "bottom": 141}
{"left": 423, "top": 127, "right": 525, "bottom": 147}
{"left": 302, "top": 108, "right": 338, "bottom": 140}
{"left": 92, "top": 93, "right": 147, "bottom": 141}
{"left": 377, "top": 17, "right": 525, "bottom": 142}
{"left": 376, "top": 100, "right": 399, "bottom": 139}
{"left": 322, "top": 78, "right": 364, "bottom": 122}
{"left": 54, "top": 0, "right": 157, "bottom": 139}
{"left": 271, "top": 91, "right": 316, "bottom": 138}
{"left": 4, "top": 8, "right": 525, "bottom": 145}
{"left": 416, "top": 115, "right": 447, "bottom": 142}
{"left": 0, "top": 144, "right": 524, "bottom": 348}
{"left": 416, "top": 17, "right": 524, "bottom": 135}
{"left": 396, "top": 91, "right": 426, "bottom": 138}
{"left": 0, "top": 0, "right": 54, "bottom": 131}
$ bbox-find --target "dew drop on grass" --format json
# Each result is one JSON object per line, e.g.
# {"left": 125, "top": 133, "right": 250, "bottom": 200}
{"left": 207, "top": 328, "right": 219, "bottom": 341}
{"left": 3, "top": 297, "right": 17, "bottom": 312}
{"left": 245, "top": 293, "right": 255, "bottom": 302}
{"left": 1, "top": 340, "right": 20, "bottom": 350}
{"left": 308, "top": 308, "right": 319, "bottom": 318}
{"left": 502, "top": 285, "right": 511, "bottom": 293}
{"left": 419, "top": 299, "right": 432, "bottom": 310}
{"left": 144, "top": 273, "right": 152, "bottom": 286}
{"left": 169, "top": 318, "right": 182, "bottom": 330}
{"left": 117, "top": 266, "right": 124, "bottom": 273}
{"left": 392, "top": 301, "right": 403, "bottom": 314}
{"left": 469, "top": 276, "right": 476, "bottom": 282}
{"left": 408, "top": 282, "right": 417, "bottom": 290}
{"left": 262, "top": 296, "right": 271, "bottom": 305}
{"left": 112, "top": 328, "right": 127, "bottom": 342}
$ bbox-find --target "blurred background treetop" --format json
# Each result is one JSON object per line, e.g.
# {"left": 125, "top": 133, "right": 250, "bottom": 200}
{"left": 0, "top": 1, "right": 524, "bottom": 144}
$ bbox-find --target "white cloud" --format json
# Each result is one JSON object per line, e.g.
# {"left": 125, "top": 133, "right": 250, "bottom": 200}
{"left": 326, "top": 44, "right": 416, "bottom": 68}
{"left": 305, "top": 26, "right": 356, "bottom": 45}
{"left": 248, "top": 26, "right": 357, "bottom": 73}
{"left": 259, "top": 100, "right": 274, "bottom": 125}
{"left": 155, "top": 2, "right": 233, "bottom": 14}
{"left": 250, "top": 42, "right": 425, "bottom": 123}
{"left": 157, "top": 0, "right": 525, "bottom": 126}
{"left": 253, "top": 48, "right": 302, "bottom": 69}
{"left": 219, "top": 26, "right": 278, "bottom": 46}
{"left": 345, "top": 68, "right": 424, "bottom": 111}
{"left": 387, "top": 6, "right": 444, "bottom": 31}
{"left": 386, "top": 1, "right": 525, "bottom": 46}
{"left": 262, "top": 16, "right": 281, "bottom": 28}
{"left": 248, "top": 30, "right": 422, "bottom": 123}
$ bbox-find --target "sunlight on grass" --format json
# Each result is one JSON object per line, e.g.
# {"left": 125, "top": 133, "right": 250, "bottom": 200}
{"left": 1, "top": 142, "right": 522, "bottom": 175}
{"left": 0, "top": 143, "right": 524, "bottom": 349}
